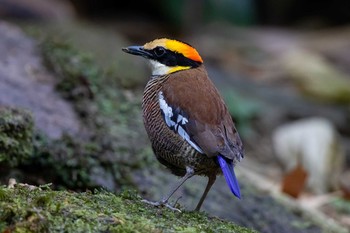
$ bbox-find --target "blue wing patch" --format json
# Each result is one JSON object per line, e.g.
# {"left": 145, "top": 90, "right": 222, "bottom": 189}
{"left": 158, "top": 91, "right": 203, "bottom": 154}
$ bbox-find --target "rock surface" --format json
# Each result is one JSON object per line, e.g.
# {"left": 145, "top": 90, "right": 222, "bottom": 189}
{"left": 0, "top": 21, "right": 83, "bottom": 139}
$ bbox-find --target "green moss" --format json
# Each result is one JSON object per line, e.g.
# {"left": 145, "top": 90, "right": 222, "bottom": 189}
{"left": 40, "top": 38, "right": 150, "bottom": 164}
{"left": 0, "top": 107, "right": 34, "bottom": 166}
{"left": 0, "top": 186, "right": 255, "bottom": 233}
{"left": 0, "top": 36, "right": 154, "bottom": 191}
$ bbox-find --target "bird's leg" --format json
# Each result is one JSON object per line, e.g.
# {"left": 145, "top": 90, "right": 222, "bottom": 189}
{"left": 195, "top": 174, "right": 216, "bottom": 211}
{"left": 162, "top": 167, "right": 195, "bottom": 203}
{"left": 142, "top": 167, "right": 194, "bottom": 212}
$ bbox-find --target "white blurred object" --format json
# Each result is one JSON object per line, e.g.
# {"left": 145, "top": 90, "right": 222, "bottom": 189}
{"left": 272, "top": 117, "right": 345, "bottom": 194}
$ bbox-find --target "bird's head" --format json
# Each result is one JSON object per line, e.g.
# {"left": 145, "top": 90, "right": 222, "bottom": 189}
{"left": 122, "top": 38, "right": 203, "bottom": 76}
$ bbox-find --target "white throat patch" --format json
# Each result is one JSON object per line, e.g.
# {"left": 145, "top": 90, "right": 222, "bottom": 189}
{"left": 149, "top": 60, "right": 171, "bottom": 76}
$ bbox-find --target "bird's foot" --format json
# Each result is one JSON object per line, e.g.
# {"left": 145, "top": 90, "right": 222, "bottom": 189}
{"left": 141, "top": 199, "right": 181, "bottom": 212}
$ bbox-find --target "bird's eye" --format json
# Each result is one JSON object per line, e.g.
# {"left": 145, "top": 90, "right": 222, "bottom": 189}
{"left": 154, "top": 47, "right": 166, "bottom": 57}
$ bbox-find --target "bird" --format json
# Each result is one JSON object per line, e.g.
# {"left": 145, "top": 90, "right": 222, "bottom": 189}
{"left": 122, "top": 38, "right": 244, "bottom": 211}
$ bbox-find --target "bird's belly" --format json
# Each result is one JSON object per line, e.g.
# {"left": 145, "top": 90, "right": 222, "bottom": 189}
{"left": 150, "top": 129, "right": 220, "bottom": 177}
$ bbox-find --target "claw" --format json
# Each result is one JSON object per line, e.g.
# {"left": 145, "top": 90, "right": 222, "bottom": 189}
{"left": 141, "top": 199, "right": 182, "bottom": 212}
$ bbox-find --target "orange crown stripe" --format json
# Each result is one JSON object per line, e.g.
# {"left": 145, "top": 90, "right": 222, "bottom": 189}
{"left": 165, "top": 40, "right": 203, "bottom": 63}
{"left": 143, "top": 38, "right": 203, "bottom": 63}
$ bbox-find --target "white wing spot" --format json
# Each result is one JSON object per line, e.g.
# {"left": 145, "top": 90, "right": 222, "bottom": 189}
{"left": 158, "top": 91, "right": 203, "bottom": 154}
{"left": 177, "top": 114, "right": 183, "bottom": 123}
{"left": 159, "top": 91, "right": 175, "bottom": 128}
{"left": 178, "top": 125, "right": 203, "bottom": 153}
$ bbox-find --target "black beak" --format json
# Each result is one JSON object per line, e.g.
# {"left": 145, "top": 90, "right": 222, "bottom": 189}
{"left": 122, "top": 46, "right": 153, "bottom": 59}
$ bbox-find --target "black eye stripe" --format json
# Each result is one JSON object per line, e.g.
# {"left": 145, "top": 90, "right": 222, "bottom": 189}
{"left": 147, "top": 48, "right": 202, "bottom": 68}
{"left": 154, "top": 47, "right": 166, "bottom": 57}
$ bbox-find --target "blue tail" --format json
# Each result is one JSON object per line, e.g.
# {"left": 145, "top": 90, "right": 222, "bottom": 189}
{"left": 217, "top": 155, "right": 241, "bottom": 199}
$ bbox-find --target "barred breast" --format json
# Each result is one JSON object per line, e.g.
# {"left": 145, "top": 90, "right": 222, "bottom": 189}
{"left": 142, "top": 76, "right": 220, "bottom": 177}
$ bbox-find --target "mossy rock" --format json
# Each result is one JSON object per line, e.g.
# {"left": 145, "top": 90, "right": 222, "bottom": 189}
{"left": 0, "top": 106, "right": 33, "bottom": 166}
{"left": 0, "top": 185, "right": 255, "bottom": 233}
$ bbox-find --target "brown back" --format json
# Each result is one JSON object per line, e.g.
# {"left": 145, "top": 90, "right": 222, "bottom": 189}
{"left": 162, "top": 65, "right": 243, "bottom": 162}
